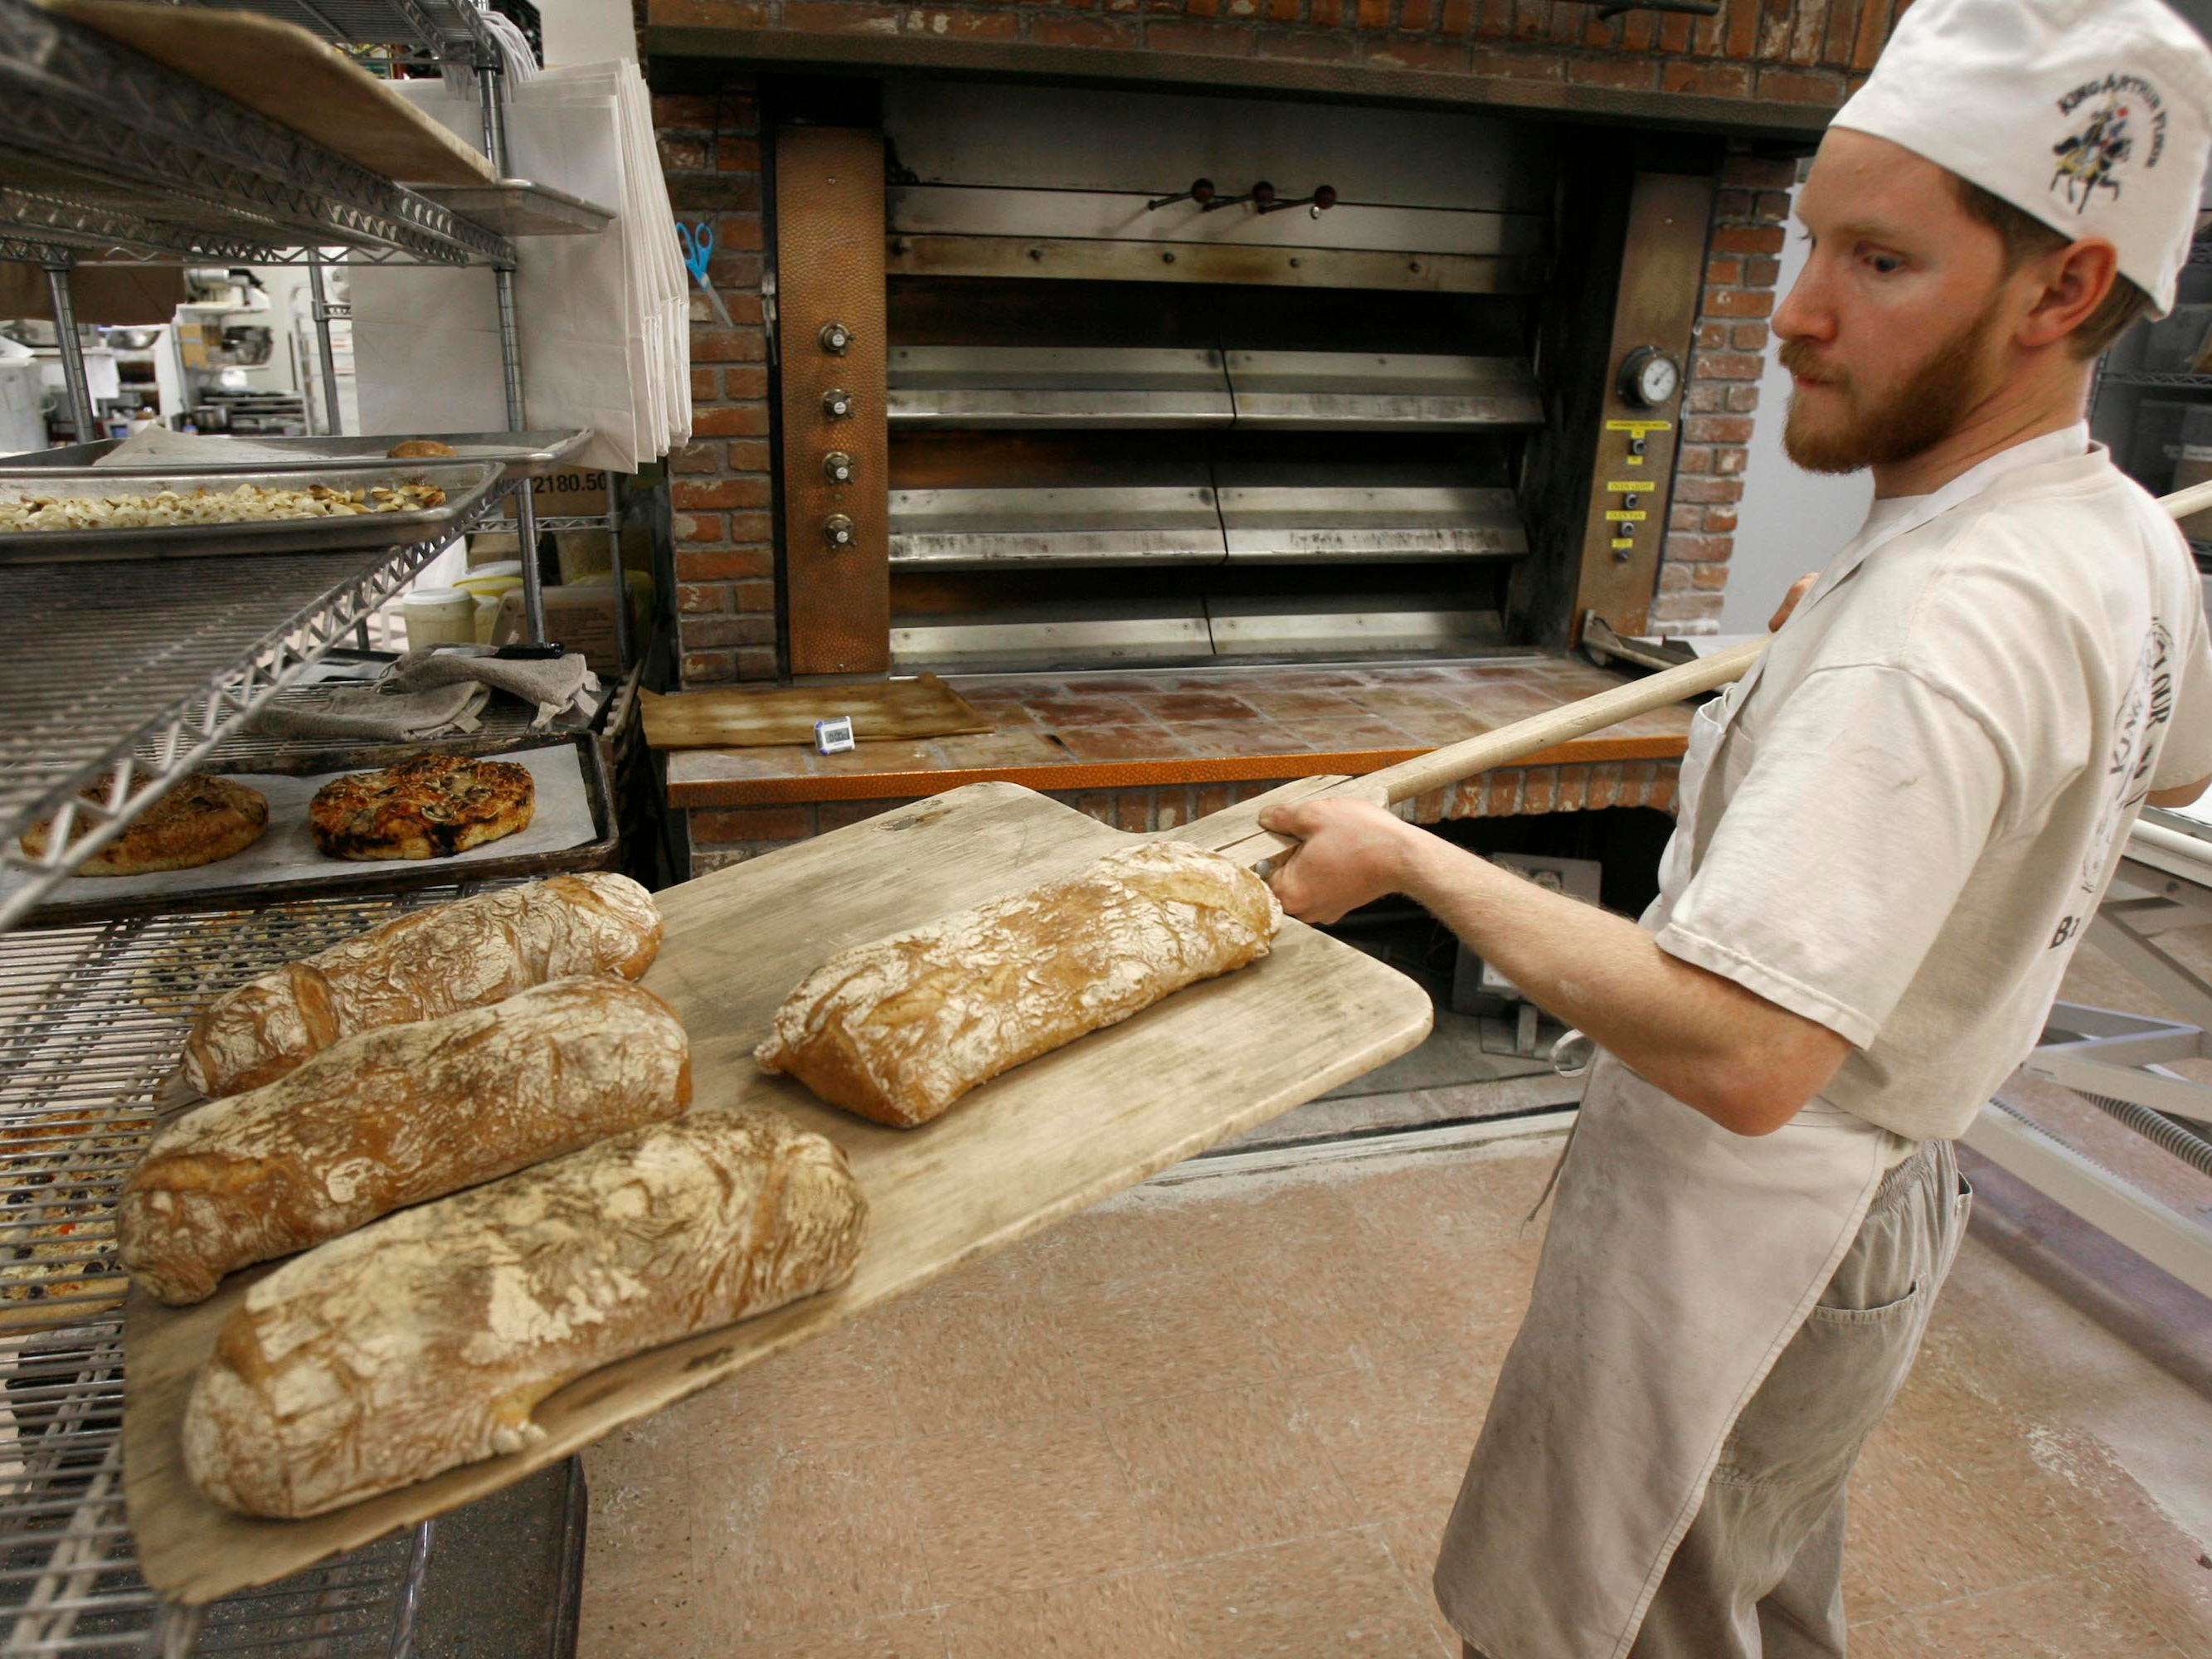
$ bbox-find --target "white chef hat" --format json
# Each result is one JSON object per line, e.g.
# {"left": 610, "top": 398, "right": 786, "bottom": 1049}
{"left": 1830, "top": 0, "right": 2212, "bottom": 317}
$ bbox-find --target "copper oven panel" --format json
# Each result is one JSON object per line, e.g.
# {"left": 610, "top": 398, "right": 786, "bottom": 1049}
{"left": 775, "top": 125, "right": 890, "bottom": 676}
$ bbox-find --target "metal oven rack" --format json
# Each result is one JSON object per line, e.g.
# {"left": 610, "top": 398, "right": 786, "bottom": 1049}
{"left": 0, "top": 886, "right": 513, "bottom": 1654}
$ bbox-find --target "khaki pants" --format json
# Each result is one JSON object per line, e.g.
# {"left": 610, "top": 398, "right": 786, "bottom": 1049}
{"left": 1463, "top": 1139, "right": 1971, "bottom": 1659}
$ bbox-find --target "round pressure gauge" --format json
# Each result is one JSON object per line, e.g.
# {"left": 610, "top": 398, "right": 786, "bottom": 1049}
{"left": 1618, "top": 346, "right": 1683, "bottom": 410}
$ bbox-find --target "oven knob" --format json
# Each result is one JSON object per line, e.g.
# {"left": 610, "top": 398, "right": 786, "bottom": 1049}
{"left": 822, "top": 388, "right": 854, "bottom": 419}
{"left": 823, "top": 451, "right": 855, "bottom": 484}
{"left": 823, "top": 513, "right": 856, "bottom": 548}
{"left": 819, "top": 321, "right": 854, "bottom": 355}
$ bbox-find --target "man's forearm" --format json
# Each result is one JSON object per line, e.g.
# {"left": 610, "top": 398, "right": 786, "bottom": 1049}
{"left": 1391, "top": 833, "right": 1844, "bottom": 1133}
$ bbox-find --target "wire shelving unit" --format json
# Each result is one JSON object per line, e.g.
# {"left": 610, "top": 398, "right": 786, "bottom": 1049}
{"left": 0, "top": 0, "right": 604, "bottom": 1649}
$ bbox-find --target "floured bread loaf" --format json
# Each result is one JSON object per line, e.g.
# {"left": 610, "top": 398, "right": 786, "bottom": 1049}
{"left": 756, "top": 841, "right": 1281, "bottom": 1127}
{"left": 184, "top": 873, "right": 662, "bottom": 1097}
{"left": 122, "top": 977, "right": 692, "bottom": 1306}
{"left": 182, "top": 1108, "right": 867, "bottom": 1518}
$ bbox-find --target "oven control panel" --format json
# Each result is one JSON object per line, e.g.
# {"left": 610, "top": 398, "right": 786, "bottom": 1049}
{"left": 1602, "top": 413, "right": 1675, "bottom": 562}
{"left": 1571, "top": 173, "right": 1711, "bottom": 643}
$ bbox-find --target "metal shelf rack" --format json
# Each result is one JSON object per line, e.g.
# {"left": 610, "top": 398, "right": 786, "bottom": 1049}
{"left": 0, "top": 498, "right": 518, "bottom": 934}
{"left": 180, "top": 0, "right": 500, "bottom": 67}
{"left": 0, "top": 2, "right": 604, "bottom": 1652}
{"left": 0, "top": 0, "right": 516, "bottom": 271}
{"left": 0, "top": 0, "right": 622, "bottom": 907}
{"left": 0, "top": 887, "right": 509, "bottom": 1652}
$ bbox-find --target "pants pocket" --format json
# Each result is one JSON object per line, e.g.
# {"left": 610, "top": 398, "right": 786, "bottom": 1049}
{"left": 1712, "top": 1280, "right": 1928, "bottom": 1488}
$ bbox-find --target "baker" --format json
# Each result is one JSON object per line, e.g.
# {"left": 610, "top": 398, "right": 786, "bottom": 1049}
{"left": 1259, "top": 2, "right": 2212, "bottom": 1653}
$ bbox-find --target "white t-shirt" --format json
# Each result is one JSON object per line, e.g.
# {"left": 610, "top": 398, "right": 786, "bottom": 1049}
{"left": 1650, "top": 430, "right": 2212, "bottom": 1144}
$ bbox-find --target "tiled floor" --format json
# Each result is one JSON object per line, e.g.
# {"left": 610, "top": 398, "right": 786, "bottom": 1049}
{"left": 664, "top": 656, "right": 1694, "bottom": 802}
{"left": 578, "top": 933, "right": 2212, "bottom": 1658}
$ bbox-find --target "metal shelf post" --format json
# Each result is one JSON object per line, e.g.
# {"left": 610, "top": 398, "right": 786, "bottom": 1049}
{"left": 475, "top": 56, "right": 546, "bottom": 646}
{"left": 307, "top": 252, "right": 346, "bottom": 437}
{"left": 42, "top": 262, "right": 98, "bottom": 442}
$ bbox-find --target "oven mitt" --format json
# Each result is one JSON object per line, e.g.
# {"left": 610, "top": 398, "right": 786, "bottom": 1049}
{"left": 247, "top": 680, "right": 489, "bottom": 742}
{"left": 382, "top": 648, "right": 599, "bottom": 728}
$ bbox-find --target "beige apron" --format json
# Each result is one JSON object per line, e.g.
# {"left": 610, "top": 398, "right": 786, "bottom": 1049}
{"left": 1432, "top": 444, "right": 2071, "bottom": 1659}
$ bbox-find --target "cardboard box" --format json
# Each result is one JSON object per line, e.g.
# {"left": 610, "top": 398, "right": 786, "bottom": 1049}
{"left": 175, "top": 320, "right": 224, "bottom": 370}
{"left": 0, "top": 265, "right": 185, "bottom": 324}
{"left": 504, "top": 466, "right": 614, "bottom": 521}
{"left": 489, "top": 581, "right": 646, "bottom": 674}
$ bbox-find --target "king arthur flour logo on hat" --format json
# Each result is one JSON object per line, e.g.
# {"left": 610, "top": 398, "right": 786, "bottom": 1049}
{"left": 2053, "top": 73, "right": 2167, "bottom": 212}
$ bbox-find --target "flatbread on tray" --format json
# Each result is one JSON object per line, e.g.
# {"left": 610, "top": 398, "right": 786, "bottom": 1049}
{"left": 20, "top": 772, "right": 269, "bottom": 877}
{"left": 309, "top": 754, "right": 535, "bottom": 861}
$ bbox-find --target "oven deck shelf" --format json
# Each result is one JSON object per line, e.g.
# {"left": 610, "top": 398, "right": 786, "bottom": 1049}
{"left": 885, "top": 346, "right": 1544, "bottom": 431}
{"left": 888, "top": 480, "right": 1529, "bottom": 572}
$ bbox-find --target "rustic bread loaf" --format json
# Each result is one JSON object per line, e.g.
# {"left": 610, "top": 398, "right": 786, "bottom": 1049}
{"left": 755, "top": 840, "right": 1282, "bottom": 1127}
{"left": 123, "top": 976, "right": 693, "bottom": 1306}
{"left": 182, "top": 1107, "right": 867, "bottom": 1519}
{"left": 182, "top": 873, "right": 662, "bottom": 1097}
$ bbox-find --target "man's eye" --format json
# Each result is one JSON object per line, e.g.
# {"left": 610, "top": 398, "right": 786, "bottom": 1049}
{"left": 1867, "top": 253, "right": 1903, "bottom": 275}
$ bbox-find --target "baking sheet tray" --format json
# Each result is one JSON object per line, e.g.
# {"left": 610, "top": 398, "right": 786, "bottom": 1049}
{"left": 0, "top": 433, "right": 591, "bottom": 480}
{"left": 0, "top": 462, "right": 505, "bottom": 562}
{"left": 6, "top": 738, "right": 614, "bottom": 924}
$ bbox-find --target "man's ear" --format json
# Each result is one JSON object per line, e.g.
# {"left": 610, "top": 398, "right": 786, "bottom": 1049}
{"left": 2017, "top": 236, "right": 2119, "bottom": 350}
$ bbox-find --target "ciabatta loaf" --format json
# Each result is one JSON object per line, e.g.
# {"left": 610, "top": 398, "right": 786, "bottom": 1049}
{"left": 182, "top": 1108, "right": 867, "bottom": 1519}
{"left": 183, "top": 873, "right": 661, "bottom": 1097}
{"left": 755, "top": 840, "right": 1281, "bottom": 1126}
{"left": 123, "top": 976, "right": 692, "bottom": 1306}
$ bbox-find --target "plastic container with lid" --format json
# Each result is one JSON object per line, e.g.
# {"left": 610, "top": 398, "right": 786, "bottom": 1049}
{"left": 401, "top": 586, "right": 478, "bottom": 650}
{"left": 455, "top": 562, "right": 525, "bottom": 644}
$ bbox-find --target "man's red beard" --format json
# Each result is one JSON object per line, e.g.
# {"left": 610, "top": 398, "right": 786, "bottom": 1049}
{"left": 1781, "top": 298, "right": 2004, "bottom": 474}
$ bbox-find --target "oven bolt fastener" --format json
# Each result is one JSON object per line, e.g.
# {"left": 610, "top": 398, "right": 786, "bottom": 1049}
{"left": 1162, "top": 251, "right": 1176, "bottom": 265}
{"left": 822, "top": 388, "right": 853, "bottom": 419}
{"left": 823, "top": 451, "right": 854, "bottom": 484}
{"left": 1146, "top": 178, "right": 1215, "bottom": 211}
{"left": 819, "top": 321, "right": 853, "bottom": 355}
{"left": 824, "top": 513, "right": 855, "bottom": 548}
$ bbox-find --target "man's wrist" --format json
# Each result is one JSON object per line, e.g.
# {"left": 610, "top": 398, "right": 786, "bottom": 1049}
{"left": 1383, "top": 813, "right": 1441, "bottom": 900}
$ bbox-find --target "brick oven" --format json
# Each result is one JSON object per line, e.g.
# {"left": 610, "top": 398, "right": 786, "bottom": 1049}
{"left": 639, "top": 0, "right": 1902, "bottom": 882}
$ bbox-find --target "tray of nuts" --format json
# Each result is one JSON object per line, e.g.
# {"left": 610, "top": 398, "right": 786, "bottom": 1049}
{"left": 0, "top": 461, "right": 507, "bottom": 562}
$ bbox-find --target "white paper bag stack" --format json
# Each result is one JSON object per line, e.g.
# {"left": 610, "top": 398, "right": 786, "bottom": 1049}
{"left": 349, "top": 60, "right": 692, "bottom": 472}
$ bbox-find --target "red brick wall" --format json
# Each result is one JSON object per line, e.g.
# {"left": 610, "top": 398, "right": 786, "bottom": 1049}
{"left": 1651, "top": 152, "right": 1794, "bottom": 635}
{"left": 647, "top": 0, "right": 1901, "bottom": 97}
{"left": 656, "top": 81, "right": 780, "bottom": 685}
{"left": 688, "top": 759, "right": 1680, "bottom": 872}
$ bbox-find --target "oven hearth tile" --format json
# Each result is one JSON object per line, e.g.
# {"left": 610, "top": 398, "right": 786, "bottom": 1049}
{"left": 662, "top": 657, "right": 1693, "bottom": 810}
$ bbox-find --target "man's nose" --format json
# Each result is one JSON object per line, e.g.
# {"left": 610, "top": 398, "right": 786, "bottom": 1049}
{"left": 1772, "top": 257, "right": 1829, "bottom": 345}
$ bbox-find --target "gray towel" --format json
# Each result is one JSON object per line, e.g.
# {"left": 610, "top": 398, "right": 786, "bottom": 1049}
{"left": 384, "top": 649, "right": 596, "bottom": 727}
{"left": 250, "top": 680, "right": 489, "bottom": 742}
